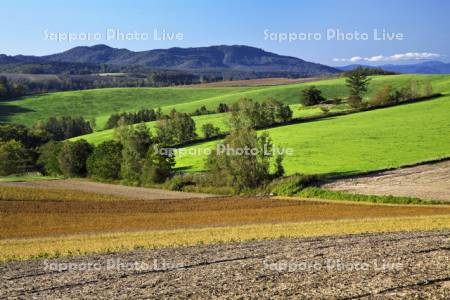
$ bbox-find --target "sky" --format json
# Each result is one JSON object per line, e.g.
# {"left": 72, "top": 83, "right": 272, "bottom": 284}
{"left": 1, "top": 0, "right": 449, "bottom": 66}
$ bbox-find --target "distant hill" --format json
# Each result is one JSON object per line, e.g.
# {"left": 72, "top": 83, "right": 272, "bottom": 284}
{"left": 0, "top": 45, "right": 340, "bottom": 77}
{"left": 338, "top": 61, "right": 450, "bottom": 74}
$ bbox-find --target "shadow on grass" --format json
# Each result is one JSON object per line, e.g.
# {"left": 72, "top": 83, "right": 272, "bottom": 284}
{"left": 0, "top": 103, "right": 34, "bottom": 123}
{"left": 174, "top": 166, "right": 196, "bottom": 172}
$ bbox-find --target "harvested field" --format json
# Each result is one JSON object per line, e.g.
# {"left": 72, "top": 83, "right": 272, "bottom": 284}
{"left": 0, "top": 179, "right": 215, "bottom": 200}
{"left": 1, "top": 215, "right": 449, "bottom": 263}
{"left": 2, "top": 189, "right": 450, "bottom": 239}
{"left": 1, "top": 230, "right": 449, "bottom": 298}
{"left": 324, "top": 160, "right": 450, "bottom": 202}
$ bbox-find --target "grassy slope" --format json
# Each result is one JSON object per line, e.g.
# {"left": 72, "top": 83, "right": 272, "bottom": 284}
{"left": 70, "top": 104, "right": 347, "bottom": 145}
{"left": 71, "top": 113, "right": 229, "bottom": 145}
{"left": 68, "top": 74, "right": 447, "bottom": 144}
{"left": 175, "top": 95, "right": 450, "bottom": 175}
{"left": 2, "top": 74, "right": 447, "bottom": 128}
{"left": 0, "top": 87, "right": 257, "bottom": 128}
{"left": 3, "top": 74, "right": 449, "bottom": 175}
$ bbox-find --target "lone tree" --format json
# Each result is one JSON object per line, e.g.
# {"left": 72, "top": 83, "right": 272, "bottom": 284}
{"left": 206, "top": 129, "right": 281, "bottom": 191}
{"left": 345, "top": 67, "right": 371, "bottom": 108}
{"left": 300, "top": 86, "right": 325, "bottom": 106}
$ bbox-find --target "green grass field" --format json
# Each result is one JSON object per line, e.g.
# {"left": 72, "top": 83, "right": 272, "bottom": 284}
{"left": 2, "top": 74, "right": 450, "bottom": 177}
{"left": 71, "top": 112, "right": 229, "bottom": 145}
{"left": 175, "top": 95, "right": 450, "bottom": 175}
{"left": 2, "top": 74, "right": 448, "bottom": 129}
{"left": 0, "top": 87, "right": 256, "bottom": 128}
{"left": 70, "top": 104, "right": 347, "bottom": 144}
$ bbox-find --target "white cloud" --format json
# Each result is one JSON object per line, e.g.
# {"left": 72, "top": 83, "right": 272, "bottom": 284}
{"left": 334, "top": 52, "right": 442, "bottom": 63}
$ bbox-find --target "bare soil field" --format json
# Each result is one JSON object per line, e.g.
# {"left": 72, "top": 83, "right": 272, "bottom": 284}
{"left": 184, "top": 76, "right": 325, "bottom": 87}
{"left": 0, "top": 179, "right": 215, "bottom": 200}
{"left": 324, "top": 160, "right": 450, "bottom": 202}
{"left": 1, "top": 230, "right": 449, "bottom": 299}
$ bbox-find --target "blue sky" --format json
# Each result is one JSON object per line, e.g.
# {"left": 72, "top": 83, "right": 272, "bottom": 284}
{"left": 1, "top": 0, "right": 449, "bottom": 65}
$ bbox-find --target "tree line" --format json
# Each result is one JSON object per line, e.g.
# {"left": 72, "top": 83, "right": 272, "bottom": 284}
{"left": 0, "top": 76, "right": 24, "bottom": 100}
{"left": 0, "top": 116, "right": 94, "bottom": 176}
{"left": 103, "top": 103, "right": 230, "bottom": 130}
{"left": 300, "top": 68, "right": 435, "bottom": 109}
{"left": 2, "top": 73, "right": 437, "bottom": 192}
{"left": 0, "top": 97, "right": 293, "bottom": 191}
{"left": 0, "top": 70, "right": 230, "bottom": 99}
{"left": 105, "top": 109, "right": 162, "bottom": 129}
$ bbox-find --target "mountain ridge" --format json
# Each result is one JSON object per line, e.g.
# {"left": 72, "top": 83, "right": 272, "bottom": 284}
{"left": 0, "top": 44, "right": 339, "bottom": 77}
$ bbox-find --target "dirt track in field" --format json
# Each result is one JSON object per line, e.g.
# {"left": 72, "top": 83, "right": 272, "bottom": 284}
{"left": 323, "top": 160, "right": 450, "bottom": 202}
{"left": 1, "top": 230, "right": 449, "bottom": 299}
{"left": 0, "top": 179, "right": 216, "bottom": 200}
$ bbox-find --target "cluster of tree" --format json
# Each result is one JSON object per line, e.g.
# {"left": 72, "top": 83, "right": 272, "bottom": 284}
{"left": 0, "top": 124, "right": 47, "bottom": 175}
{"left": 147, "top": 70, "right": 200, "bottom": 87}
{"left": 228, "top": 98, "right": 292, "bottom": 131}
{"left": 300, "top": 72, "right": 372, "bottom": 109}
{"left": 300, "top": 86, "right": 326, "bottom": 106}
{"left": 0, "top": 76, "right": 24, "bottom": 100}
{"left": 0, "top": 118, "right": 176, "bottom": 184}
{"left": 201, "top": 96, "right": 288, "bottom": 191}
{"left": 105, "top": 108, "right": 162, "bottom": 129}
{"left": 38, "top": 124, "right": 174, "bottom": 184}
{"left": 114, "top": 124, "right": 174, "bottom": 183}
{"left": 199, "top": 74, "right": 225, "bottom": 83}
{"left": 340, "top": 66, "right": 397, "bottom": 77}
{"left": 0, "top": 139, "right": 34, "bottom": 175}
{"left": 217, "top": 103, "right": 230, "bottom": 113}
{"left": 32, "top": 116, "right": 93, "bottom": 141}
{"left": 205, "top": 102, "right": 285, "bottom": 191}
{"left": 0, "top": 123, "right": 43, "bottom": 147}
{"left": 105, "top": 102, "right": 231, "bottom": 131}
{"left": 0, "top": 74, "right": 153, "bottom": 96}
{"left": 190, "top": 105, "right": 215, "bottom": 116}
{"left": 0, "top": 62, "right": 103, "bottom": 75}
{"left": 0, "top": 118, "right": 95, "bottom": 176}
{"left": 206, "top": 129, "right": 280, "bottom": 191}
{"left": 193, "top": 102, "right": 230, "bottom": 116}
{"left": 369, "top": 81, "right": 434, "bottom": 107}
{"left": 201, "top": 123, "right": 221, "bottom": 139}
{"left": 155, "top": 110, "right": 197, "bottom": 145}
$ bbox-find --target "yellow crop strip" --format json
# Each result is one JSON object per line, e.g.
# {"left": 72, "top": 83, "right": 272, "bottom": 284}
{"left": 1, "top": 215, "right": 449, "bottom": 263}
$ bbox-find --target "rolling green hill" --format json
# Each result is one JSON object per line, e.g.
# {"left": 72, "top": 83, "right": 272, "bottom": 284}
{"left": 70, "top": 104, "right": 347, "bottom": 144}
{"left": 0, "top": 87, "right": 256, "bottom": 128}
{"left": 2, "top": 73, "right": 449, "bottom": 177}
{"left": 175, "top": 95, "right": 450, "bottom": 175}
{"left": 2, "top": 74, "right": 448, "bottom": 129}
